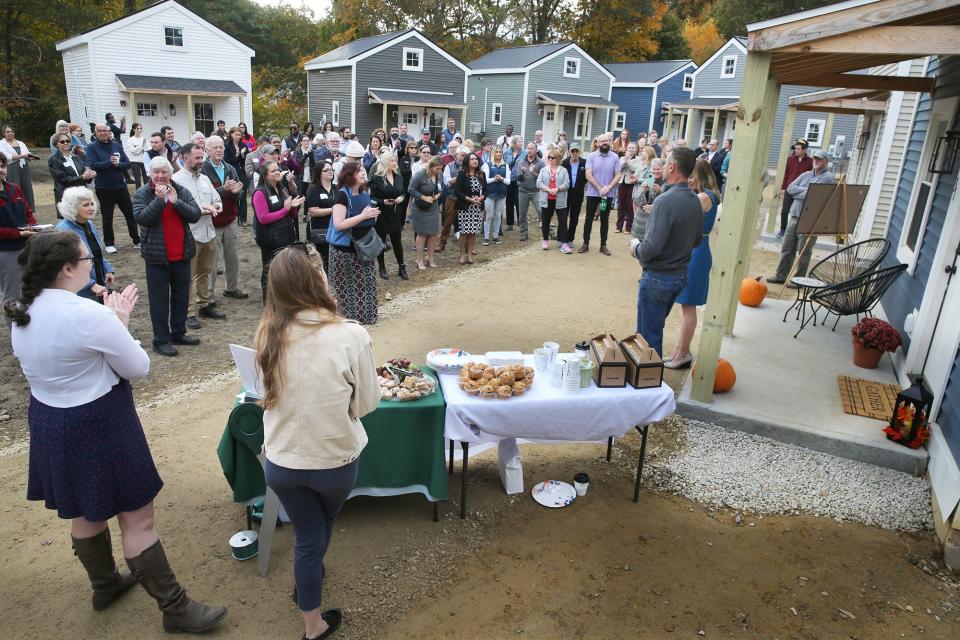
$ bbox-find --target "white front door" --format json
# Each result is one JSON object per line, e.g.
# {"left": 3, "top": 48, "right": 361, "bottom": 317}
{"left": 132, "top": 94, "right": 165, "bottom": 138}
{"left": 399, "top": 109, "right": 421, "bottom": 134}
{"left": 542, "top": 109, "right": 558, "bottom": 143}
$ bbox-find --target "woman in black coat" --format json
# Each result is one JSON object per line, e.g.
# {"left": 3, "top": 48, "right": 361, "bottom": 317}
{"left": 48, "top": 132, "right": 95, "bottom": 207}
{"left": 368, "top": 151, "right": 407, "bottom": 280}
{"left": 453, "top": 154, "right": 487, "bottom": 265}
{"left": 224, "top": 127, "right": 250, "bottom": 225}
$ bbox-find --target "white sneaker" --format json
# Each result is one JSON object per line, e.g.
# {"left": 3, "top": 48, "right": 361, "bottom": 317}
{"left": 105, "top": 246, "right": 117, "bottom": 254}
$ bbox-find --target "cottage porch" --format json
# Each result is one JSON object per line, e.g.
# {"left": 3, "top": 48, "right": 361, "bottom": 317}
{"left": 678, "top": 298, "right": 928, "bottom": 475}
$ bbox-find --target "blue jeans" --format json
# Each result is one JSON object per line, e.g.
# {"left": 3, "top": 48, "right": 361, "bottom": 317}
{"left": 264, "top": 458, "right": 358, "bottom": 611}
{"left": 637, "top": 271, "right": 687, "bottom": 356}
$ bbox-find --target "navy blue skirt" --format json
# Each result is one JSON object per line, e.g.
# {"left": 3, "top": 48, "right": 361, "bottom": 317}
{"left": 27, "top": 379, "right": 163, "bottom": 522}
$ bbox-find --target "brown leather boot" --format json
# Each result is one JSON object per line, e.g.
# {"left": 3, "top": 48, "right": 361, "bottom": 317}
{"left": 72, "top": 529, "right": 138, "bottom": 611}
{"left": 126, "top": 540, "right": 227, "bottom": 634}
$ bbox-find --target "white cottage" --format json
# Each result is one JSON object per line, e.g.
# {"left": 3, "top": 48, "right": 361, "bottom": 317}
{"left": 55, "top": 0, "right": 254, "bottom": 139}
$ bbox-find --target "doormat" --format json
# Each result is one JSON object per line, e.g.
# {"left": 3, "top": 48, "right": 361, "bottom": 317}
{"left": 837, "top": 375, "right": 902, "bottom": 421}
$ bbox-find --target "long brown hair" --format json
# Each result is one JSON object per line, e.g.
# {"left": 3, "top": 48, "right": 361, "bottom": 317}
{"left": 254, "top": 246, "right": 339, "bottom": 409}
{"left": 691, "top": 158, "right": 720, "bottom": 199}
{"left": 4, "top": 232, "right": 83, "bottom": 327}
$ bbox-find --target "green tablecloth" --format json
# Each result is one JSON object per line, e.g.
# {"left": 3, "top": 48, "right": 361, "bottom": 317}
{"left": 353, "top": 374, "right": 448, "bottom": 502}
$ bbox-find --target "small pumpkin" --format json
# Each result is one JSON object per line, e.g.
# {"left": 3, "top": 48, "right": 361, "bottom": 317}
{"left": 692, "top": 358, "right": 737, "bottom": 393}
{"left": 739, "top": 275, "right": 768, "bottom": 307}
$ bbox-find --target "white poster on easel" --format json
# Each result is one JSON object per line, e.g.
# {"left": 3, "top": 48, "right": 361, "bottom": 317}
{"left": 229, "top": 344, "right": 264, "bottom": 399}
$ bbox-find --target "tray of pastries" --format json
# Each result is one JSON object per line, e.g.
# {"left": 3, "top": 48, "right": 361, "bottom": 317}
{"left": 458, "top": 362, "right": 534, "bottom": 399}
{"left": 378, "top": 358, "right": 437, "bottom": 402}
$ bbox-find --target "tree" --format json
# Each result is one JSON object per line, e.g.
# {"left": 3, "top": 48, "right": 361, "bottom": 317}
{"left": 655, "top": 12, "right": 690, "bottom": 60}
{"left": 572, "top": 0, "right": 665, "bottom": 63}
{"left": 682, "top": 17, "right": 724, "bottom": 64}
{"left": 708, "top": 0, "right": 837, "bottom": 40}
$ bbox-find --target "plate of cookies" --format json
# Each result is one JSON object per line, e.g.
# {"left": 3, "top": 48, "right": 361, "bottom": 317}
{"left": 378, "top": 359, "right": 437, "bottom": 402}
{"left": 458, "top": 362, "right": 535, "bottom": 399}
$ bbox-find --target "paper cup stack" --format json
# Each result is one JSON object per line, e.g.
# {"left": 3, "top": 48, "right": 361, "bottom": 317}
{"left": 561, "top": 356, "right": 581, "bottom": 393}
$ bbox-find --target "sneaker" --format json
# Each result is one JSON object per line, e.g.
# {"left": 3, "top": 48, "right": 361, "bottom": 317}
{"left": 482, "top": 239, "right": 490, "bottom": 246}
{"left": 132, "top": 243, "right": 140, "bottom": 249}
{"left": 455, "top": 231, "right": 460, "bottom": 240}
{"left": 494, "top": 238, "right": 502, "bottom": 244}
{"left": 775, "top": 230, "right": 785, "bottom": 239}
{"left": 541, "top": 240, "right": 549, "bottom": 250}
{"left": 560, "top": 243, "right": 572, "bottom": 254}
{"left": 105, "top": 246, "right": 117, "bottom": 254}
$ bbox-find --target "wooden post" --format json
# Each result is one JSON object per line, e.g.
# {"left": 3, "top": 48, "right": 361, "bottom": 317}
{"left": 239, "top": 95, "right": 245, "bottom": 129}
{"left": 553, "top": 103, "right": 561, "bottom": 141}
{"left": 821, "top": 113, "right": 836, "bottom": 154}
{"left": 382, "top": 103, "right": 388, "bottom": 132}
{"left": 461, "top": 106, "right": 467, "bottom": 136}
{"left": 583, "top": 107, "right": 591, "bottom": 146}
{"left": 186, "top": 94, "right": 194, "bottom": 134}
{"left": 710, "top": 108, "right": 720, "bottom": 140}
{"left": 768, "top": 105, "right": 797, "bottom": 234}
{"left": 691, "top": 52, "right": 780, "bottom": 403}
{"left": 684, "top": 108, "right": 695, "bottom": 143}
{"left": 128, "top": 91, "right": 136, "bottom": 125}
{"left": 664, "top": 107, "right": 673, "bottom": 142}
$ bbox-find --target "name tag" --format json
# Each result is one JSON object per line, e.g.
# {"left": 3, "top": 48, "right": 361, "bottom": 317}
{"left": 253, "top": 158, "right": 260, "bottom": 165}
{"left": 269, "top": 195, "right": 279, "bottom": 204}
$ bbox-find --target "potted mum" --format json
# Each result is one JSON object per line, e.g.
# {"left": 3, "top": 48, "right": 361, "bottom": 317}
{"left": 850, "top": 318, "right": 902, "bottom": 369}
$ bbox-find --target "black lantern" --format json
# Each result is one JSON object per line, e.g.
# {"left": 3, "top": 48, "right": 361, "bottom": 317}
{"left": 929, "top": 129, "right": 960, "bottom": 175}
{"left": 884, "top": 376, "right": 933, "bottom": 449}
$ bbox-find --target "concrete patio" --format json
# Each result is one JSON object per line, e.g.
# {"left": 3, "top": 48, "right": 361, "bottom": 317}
{"left": 678, "top": 297, "right": 928, "bottom": 475}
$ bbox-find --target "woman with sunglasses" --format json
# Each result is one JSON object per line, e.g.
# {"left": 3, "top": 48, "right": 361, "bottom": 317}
{"left": 398, "top": 141, "right": 419, "bottom": 194}
{"left": 304, "top": 159, "right": 336, "bottom": 273}
{"left": 49, "top": 134, "right": 96, "bottom": 205}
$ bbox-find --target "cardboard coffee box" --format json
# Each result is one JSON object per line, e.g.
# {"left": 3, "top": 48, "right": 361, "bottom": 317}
{"left": 619, "top": 334, "right": 664, "bottom": 389}
{"left": 588, "top": 334, "right": 628, "bottom": 387}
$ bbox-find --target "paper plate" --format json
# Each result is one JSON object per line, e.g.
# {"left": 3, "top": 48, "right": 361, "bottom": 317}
{"left": 531, "top": 480, "right": 577, "bottom": 508}
{"left": 426, "top": 348, "right": 472, "bottom": 374}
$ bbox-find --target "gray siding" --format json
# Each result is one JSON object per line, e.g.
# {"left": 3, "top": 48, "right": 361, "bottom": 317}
{"left": 466, "top": 73, "right": 526, "bottom": 142}
{"left": 307, "top": 66, "right": 352, "bottom": 129}
{"left": 525, "top": 52, "right": 613, "bottom": 142}
{"left": 771, "top": 85, "right": 860, "bottom": 167}
{"left": 354, "top": 36, "right": 466, "bottom": 137}
{"left": 691, "top": 41, "right": 744, "bottom": 98}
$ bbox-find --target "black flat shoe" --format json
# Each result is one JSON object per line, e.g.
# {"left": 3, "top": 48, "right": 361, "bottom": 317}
{"left": 398, "top": 265, "right": 409, "bottom": 280}
{"left": 223, "top": 289, "right": 249, "bottom": 299}
{"left": 172, "top": 334, "right": 200, "bottom": 346}
{"left": 311, "top": 609, "right": 342, "bottom": 639}
{"left": 378, "top": 265, "right": 389, "bottom": 280}
{"left": 153, "top": 343, "right": 178, "bottom": 357}
{"left": 200, "top": 306, "right": 226, "bottom": 319}
{"left": 185, "top": 316, "right": 202, "bottom": 331}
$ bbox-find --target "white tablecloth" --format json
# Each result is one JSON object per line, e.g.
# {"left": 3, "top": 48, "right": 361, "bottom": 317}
{"left": 439, "top": 355, "right": 676, "bottom": 493}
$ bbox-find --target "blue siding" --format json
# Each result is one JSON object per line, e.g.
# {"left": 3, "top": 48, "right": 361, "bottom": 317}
{"left": 655, "top": 65, "right": 696, "bottom": 135}
{"left": 612, "top": 86, "right": 653, "bottom": 136}
{"left": 940, "top": 354, "right": 960, "bottom": 467}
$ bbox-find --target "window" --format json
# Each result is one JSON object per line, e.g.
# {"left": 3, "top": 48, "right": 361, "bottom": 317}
{"left": 400, "top": 111, "right": 419, "bottom": 125}
{"left": 575, "top": 110, "right": 587, "bottom": 139}
{"left": 721, "top": 55, "right": 737, "bottom": 78}
{"left": 427, "top": 111, "right": 446, "bottom": 138}
{"left": 564, "top": 57, "right": 581, "bottom": 79}
{"left": 164, "top": 26, "right": 183, "bottom": 47}
{"left": 331, "top": 101, "right": 340, "bottom": 126}
{"left": 683, "top": 74, "right": 694, "bottom": 91}
{"left": 614, "top": 112, "right": 626, "bottom": 131}
{"left": 804, "top": 119, "right": 825, "bottom": 147}
{"left": 194, "top": 102, "right": 214, "bottom": 136}
{"left": 897, "top": 97, "right": 958, "bottom": 269}
{"left": 491, "top": 103, "right": 502, "bottom": 125}
{"left": 136, "top": 102, "right": 158, "bottom": 117}
{"left": 402, "top": 47, "right": 423, "bottom": 72}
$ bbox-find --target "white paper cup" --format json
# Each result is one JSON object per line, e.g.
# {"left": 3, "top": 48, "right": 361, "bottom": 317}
{"left": 533, "top": 347, "right": 550, "bottom": 371}
{"left": 550, "top": 361, "right": 564, "bottom": 387}
{"left": 543, "top": 341, "right": 560, "bottom": 364}
{"left": 574, "top": 472, "right": 590, "bottom": 496}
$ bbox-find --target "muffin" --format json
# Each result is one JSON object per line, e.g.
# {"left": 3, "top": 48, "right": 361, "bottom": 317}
{"left": 481, "top": 384, "right": 497, "bottom": 399}
{"left": 469, "top": 367, "right": 484, "bottom": 380}
{"left": 488, "top": 377, "right": 501, "bottom": 388}
{"left": 463, "top": 380, "right": 481, "bottom": 396}
{"left": 482, "top": 367, "right": 496, "bottom": 379}
{"left": 499, "top": 371, "right": 516, "bottom": 385}
{"left": 511, "top": 381, "right": 526, "bottom": 396}
{"left": 496, "top": 385, "right": 513, "bottom": 399}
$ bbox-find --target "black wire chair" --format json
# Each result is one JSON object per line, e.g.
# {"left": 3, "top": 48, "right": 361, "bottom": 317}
{"left": 794, "top": 264, "right": 907, "bottom": 338}
{"left": 806, "top": 238, "right": 890, "bottom": 286}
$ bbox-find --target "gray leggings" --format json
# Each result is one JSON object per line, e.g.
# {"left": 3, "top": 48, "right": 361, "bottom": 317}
{"left": 264, "top": 458, "right": 358, "bottom": 611}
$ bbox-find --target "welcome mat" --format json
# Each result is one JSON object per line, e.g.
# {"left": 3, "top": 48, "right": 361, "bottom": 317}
{"left": 837, "top": 375, "right": 902, "bottom": 421}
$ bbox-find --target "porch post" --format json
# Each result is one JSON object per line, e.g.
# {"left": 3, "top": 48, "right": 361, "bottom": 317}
{"left": 583, "top": 107, "right": 591, "bottom": 145}
{"left": 186, "top": 94, "right": 194, "bottom": 134}
{"left": 710, "top": 108, "right": 720, "bottom": 140}
{"left": 239, "top": 95, "right": 245, "bottom": 128}
{"left": 684, "top": 108, "right": 694, "bottom": 143}
{"left": 382, "top": 103, "right": 388, "bottom": 132}
{"left": 663, "top": 107, "right": 673, "bottom": 142}
{"left": 768, "top": 105, "right": 797, "bottom": 234}
{"left": 460, "top": 106, "right": 467, "bottom": 135}
{"left": 821, "top": 112, "right": 836, "bottom": 154}
{"left": 691, "top": 52, "right": 780, "bottom": 403}
{"left": 553, "top": 103, "right": 561, "bottom": 139}
{"left": 129, "top": 91, "right": 136, "bottom": 123}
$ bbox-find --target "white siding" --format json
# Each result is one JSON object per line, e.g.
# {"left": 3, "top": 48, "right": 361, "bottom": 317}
{"left": 61, "top": 44, "right": 92, "bottom": 126}
{"left": 86, "top": 4, "right": 253, "bottom": 135}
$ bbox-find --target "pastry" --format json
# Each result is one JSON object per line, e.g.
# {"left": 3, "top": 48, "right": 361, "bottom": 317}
{"left": 511, "top": 381, "right": 526, "bottom": 396}
{"left": 499, "top": 371, "right": 515, "bottom": 385}
{"left": 469, "top": 367, "right": 484, "bottom": 380}
{"left": 496, "top": 385, "right": 512, "bottom": 399}
{"left": 481, "top": 384, "right": 496, "bottom": 399}
{"left": 463, "top": 380, "right": 480, "bottom": 396}
{"left": 488, "top": 377, "right": 501, "bottom": 388}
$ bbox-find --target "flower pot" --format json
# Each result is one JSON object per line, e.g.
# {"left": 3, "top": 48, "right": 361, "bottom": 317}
{"left": 853, "top": 342, "right": 883, "bottom": 369}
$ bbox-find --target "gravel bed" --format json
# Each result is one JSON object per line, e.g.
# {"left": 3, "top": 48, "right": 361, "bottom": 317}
{"left": 646, "top": 416, "right": 933, "bottom": 531}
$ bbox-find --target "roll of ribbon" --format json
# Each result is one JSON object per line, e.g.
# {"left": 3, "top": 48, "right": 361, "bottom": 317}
{"left": 229, "top": 530, "right": 259, "bottom": 561}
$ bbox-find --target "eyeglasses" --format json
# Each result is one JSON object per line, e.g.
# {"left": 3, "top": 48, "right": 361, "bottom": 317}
{"left": 78, "top": 255, "right": 95, "bottom": 262}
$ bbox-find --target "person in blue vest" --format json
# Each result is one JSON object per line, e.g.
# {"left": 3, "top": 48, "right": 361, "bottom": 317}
{"left": 482, "top": 146, "right": 509, "bottom": 246}
{"left": 85, "top": 123, "right": 141, "bottom": 254}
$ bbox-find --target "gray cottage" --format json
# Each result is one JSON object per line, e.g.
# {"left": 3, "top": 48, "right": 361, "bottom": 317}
{"left": 466, "top": 43, "right": 616, "bottom": 147}
{"left": 662, "top": 37, "right": 861, "bottom": 168}
{"left": 304, "top": 29, "right": 469, "bottom": 139}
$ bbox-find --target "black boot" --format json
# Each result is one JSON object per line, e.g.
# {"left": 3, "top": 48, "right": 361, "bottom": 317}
{"left": 72, "top": 529, "right": 137, "bottom": 611}
{"left": 378, "top": 264, "right": 389, "bottom": 280}
{"left": 398, "top": 264, "right": 409, "bottom": 280}
{"left": 126, "top": 540, "right": 227, "bottom": 634}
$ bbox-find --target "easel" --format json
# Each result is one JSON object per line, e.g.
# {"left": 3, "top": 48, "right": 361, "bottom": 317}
{"left": 775, "top": 176, "right": 868, "bottom": 297}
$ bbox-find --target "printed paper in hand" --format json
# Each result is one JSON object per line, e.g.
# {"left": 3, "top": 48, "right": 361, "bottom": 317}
{"left": 229, "top": 344, "right": 264, "bottom": 399}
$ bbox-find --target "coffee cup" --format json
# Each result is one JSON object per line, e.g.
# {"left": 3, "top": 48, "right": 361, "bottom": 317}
{"left": 533, "top": 348, "right": 549, "bottom": 371}
{"left": 543, "top": 341, "right": 559, "bottom": 364}
{"left": 574, "top": 472, "right": 590, "bottom": 496}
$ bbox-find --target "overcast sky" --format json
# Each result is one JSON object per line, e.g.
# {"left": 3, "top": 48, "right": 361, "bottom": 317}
{"left": 253, "top": 0, "right": 332, "bottom": 19}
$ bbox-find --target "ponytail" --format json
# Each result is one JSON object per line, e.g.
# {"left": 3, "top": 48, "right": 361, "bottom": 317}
{"left": 4, "top": 232, "right": 83, "bottom": 327}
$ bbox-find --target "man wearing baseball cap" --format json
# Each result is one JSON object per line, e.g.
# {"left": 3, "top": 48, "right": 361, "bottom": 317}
{"left": 777, "top": 139, "right": 812, "bottom": 238}
{"left": 768, "top": 148, "right": 834, "bottom": 286}
{"left": 420, "top": 128, "right": 439, "bottom": 155}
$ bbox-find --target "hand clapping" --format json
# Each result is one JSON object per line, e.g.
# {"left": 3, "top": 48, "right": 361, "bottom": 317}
{"left": 104, "top": 284, "right": 139, "bottom": 328}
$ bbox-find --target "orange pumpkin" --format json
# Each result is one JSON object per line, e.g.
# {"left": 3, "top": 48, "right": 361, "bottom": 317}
{"left": 692, "top": 358, "right": 737, "bottom": 393}
{"left": 739, "top": 276, "right": 768, "bottom": 307}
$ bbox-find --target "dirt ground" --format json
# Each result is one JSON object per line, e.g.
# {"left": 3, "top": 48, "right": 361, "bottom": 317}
{"left": 0, "top": 178, "right": 957, "bottom": 639}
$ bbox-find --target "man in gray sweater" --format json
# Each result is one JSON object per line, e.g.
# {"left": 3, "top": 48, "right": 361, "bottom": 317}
{"left": 629, "top": 147, "right": 703, "bottom": 356}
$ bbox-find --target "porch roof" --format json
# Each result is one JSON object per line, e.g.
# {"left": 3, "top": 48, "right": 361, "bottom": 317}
{"left": 367, "top": 88, "right": 464, "bottom": 110}
{"left": 536, "top": 92, "right": 617, "bottom": 110}
{"left": 663, "top": 98, "right": 739, "bottom": 111}
{"left": 115, "top": 74, "right": 246, "bottom": 97}
{"left": 787, "top": 86, "right": 890, "bottom": 115}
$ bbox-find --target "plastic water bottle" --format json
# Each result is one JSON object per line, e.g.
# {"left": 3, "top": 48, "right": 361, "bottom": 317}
{"left": 599, "top": 197, "right": 608, "bottom": 213}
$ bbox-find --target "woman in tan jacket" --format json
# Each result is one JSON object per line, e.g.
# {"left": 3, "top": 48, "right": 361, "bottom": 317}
{"left": 255, "top": 245, "right": 380, "bottom": 640}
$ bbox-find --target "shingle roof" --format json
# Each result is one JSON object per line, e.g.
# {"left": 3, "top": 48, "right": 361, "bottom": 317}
{"left": 605, "top": 60, "right": 693, "bottom": 84}
{"left": 367, "top": 88, "right": 464, "bottom": 110}
{"left": 116, "top": 74, "right": 246, "bottom": 96}
{"left": 469, "top": 42, "right": 569, "bottom": 70}
{"left": 304, "top": 29, "right": 412, "bottom": 66}
{"left": 537, "top": 92, "right": 618, "bottom": 109}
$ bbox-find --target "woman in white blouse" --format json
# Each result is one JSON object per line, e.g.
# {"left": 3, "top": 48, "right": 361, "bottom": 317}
{"left": 6, "top": 231, "right": 226, "bottom": 634}
{"left": 0, "top": 124, "right": 36, "bottom": 210}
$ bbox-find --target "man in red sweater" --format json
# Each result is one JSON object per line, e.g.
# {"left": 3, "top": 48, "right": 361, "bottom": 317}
{"left": 778, "top": 139, "right": 812, "bottom": 238}
{"left": 0, "top": 154, "right": 37, "bottom": 304}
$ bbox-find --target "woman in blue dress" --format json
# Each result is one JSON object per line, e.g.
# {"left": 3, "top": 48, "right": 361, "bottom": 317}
{"left": 665, "top": 158, "right": 719, "bottom": 369}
